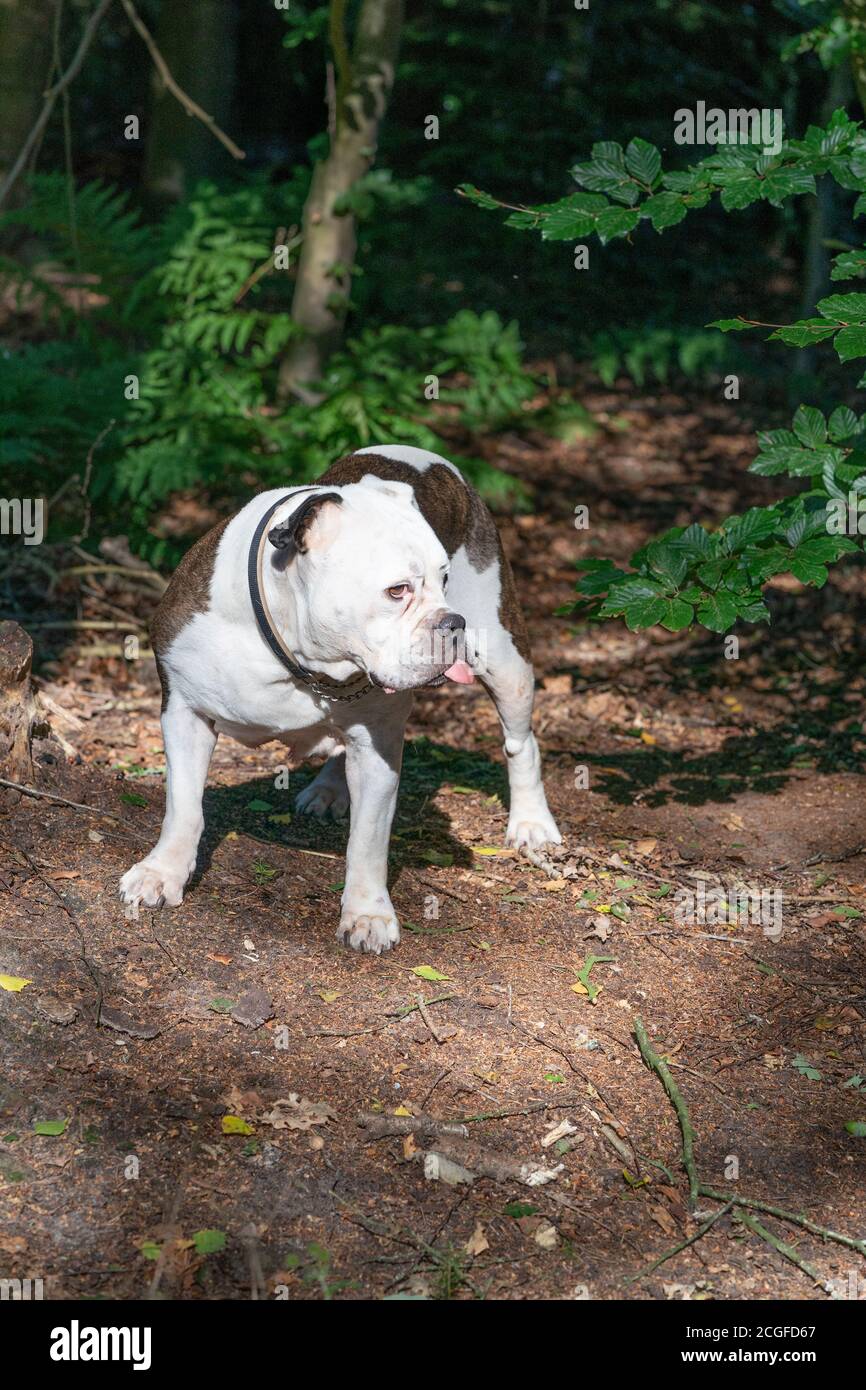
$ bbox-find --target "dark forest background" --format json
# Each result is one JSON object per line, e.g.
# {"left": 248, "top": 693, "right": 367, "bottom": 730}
{"left": 0, "top": 0, "right": 855, "bottom": 565}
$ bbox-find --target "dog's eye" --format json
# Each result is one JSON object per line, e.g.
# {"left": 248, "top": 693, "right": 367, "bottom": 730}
{"left": 386, "top": 583, "right": 411, "bottom": 601}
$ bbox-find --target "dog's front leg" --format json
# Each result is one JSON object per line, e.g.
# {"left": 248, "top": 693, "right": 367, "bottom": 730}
{"left": 338, "top": 702, "right": 409, "bottom": 954}
{"left": 119, "top": 696, "right": 216, "bottom": 909}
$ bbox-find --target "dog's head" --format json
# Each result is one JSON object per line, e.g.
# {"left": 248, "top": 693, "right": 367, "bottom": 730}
{"left": 267, "top": 476, "right": 472, "bottom": 691}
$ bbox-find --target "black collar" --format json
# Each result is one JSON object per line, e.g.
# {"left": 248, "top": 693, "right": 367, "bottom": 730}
{"left": 246, "top": 489, "right": 375, "bottom": 703}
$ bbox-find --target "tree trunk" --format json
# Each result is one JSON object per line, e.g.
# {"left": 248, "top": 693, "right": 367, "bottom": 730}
{"left": 142, "top": 0, "right": 238, "bottom": 205}
{"left": 795, "top": 58, "right": 853, "bottom": 377}
{"left": 0, "top": 0, "right": 52, "bottom": 221}
{"left": 279, "top": 0, "right": 404, "bottom": 394}
{"left": 844, "top": 0, "right": 866, "bottom": 116}
{"left": 0, "top": 622, "right": 41, "bottom": 779}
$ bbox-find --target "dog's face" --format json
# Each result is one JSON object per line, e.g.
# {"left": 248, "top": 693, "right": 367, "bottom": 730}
{"left": 269, "top": 478, "right": 470, "bottom": 691}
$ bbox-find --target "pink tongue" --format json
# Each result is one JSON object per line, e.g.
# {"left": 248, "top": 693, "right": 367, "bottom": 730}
{"left": 443, "top": 660, "right": 474, "bottom": 684}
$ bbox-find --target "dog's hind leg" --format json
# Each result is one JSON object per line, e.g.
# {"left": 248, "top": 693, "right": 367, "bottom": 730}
{"left": 119, "top": 696, "right": 216, "bottom": 909}
{"left": 295, "top": 753, "right": 349, "bottom": 819}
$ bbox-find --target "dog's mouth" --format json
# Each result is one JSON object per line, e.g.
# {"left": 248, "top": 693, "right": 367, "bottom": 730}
{"left": 373, "top": 661, "right": 476, "bottom": 695}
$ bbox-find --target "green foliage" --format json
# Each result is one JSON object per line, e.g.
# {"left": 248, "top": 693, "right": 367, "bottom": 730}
{"left": 1, "top": 175, "right": 534, "bottom": 564}
{"left": 586, "top": 326, "right": 734, "bottom": 387}
{"left": 0, "top": 175, "right": 153, "bottom": 325}
{"left": 471, "top": 105, "right": 866, "bottom": 633}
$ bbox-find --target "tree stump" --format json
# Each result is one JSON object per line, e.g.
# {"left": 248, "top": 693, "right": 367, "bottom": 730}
{"left": 0, "top": 620, "right": 40, "bottom": 779}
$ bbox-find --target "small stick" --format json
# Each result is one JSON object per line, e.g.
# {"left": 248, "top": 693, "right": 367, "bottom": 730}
{"left": 61, "top": 563, "right": 167, "bottom": 591}
{"left": 357, "top": 1113, "right": 469, "bottom": 1141}
{"left": 420, "top": 1068, "right": 451, "bottom": 1110}
{"left": 627, "top": 1200, "right": 735, "bottom": 1282}
{"left": 460, "top": 1098, "right": 584, "bottom": 1124}
{"left": 386, "top": 992, "right": 456, "bottom": 1020}
{"left": 0, "top": 777, "right": 123, "bottom": 820}
{"left": 417, "top": 993, "right": 447, "bottom": 1043}
{"left": 699, "top": 1186, "right": 866, "bottom": 1259}
{"left": 634, "top": 1017, "right": 699, "bottom": 1207}
{"left": 733, "top": 1208, "right": 823, "bottom": 1287}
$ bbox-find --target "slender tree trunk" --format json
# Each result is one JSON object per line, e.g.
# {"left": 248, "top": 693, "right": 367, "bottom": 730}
{"left": 279, "top": 0, "right": 404, "bottom": 394}
{"left": 844, "top": 0, "right": 866, "bottom": 116}
{"left": 142, "top": 0, "right": 238, "bottom": 205}
{"left": 0, "top": 0, "right": 53, "bottom": 219}
{"left": 794, "top": 59, "right": 853, "bottom": 377}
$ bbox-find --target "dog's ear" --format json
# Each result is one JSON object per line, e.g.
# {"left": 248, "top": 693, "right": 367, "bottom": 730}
{"left": 268, "top": 492, "right": 343, "bottom": 555}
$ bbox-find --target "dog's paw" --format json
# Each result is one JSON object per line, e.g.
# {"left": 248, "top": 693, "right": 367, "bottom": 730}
{"left": 295, "top": 776, "right": 349, "bottom": 819}
{"left": 119, "top": 859, "right": 187, "bottom": 910}
{"left": 506, "top": 809, "right": 562, "bottom": 852}
{"left": 338, "top": 903, "right": 400, "bottom": 954}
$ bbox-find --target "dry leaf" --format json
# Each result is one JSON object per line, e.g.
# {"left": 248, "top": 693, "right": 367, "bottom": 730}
{"left": 635, "top": 838, "right": 657, "bottom": 855}
{"left": 259, "top": 1094, "right": 337, "bottom": 1131}
{"left": 534, "top": 1222, "right": 559, "bottom": 1249}
{"left": 649, "top": 1203, "right": 677, "bottom": 1237}
{"left": 0, "top": 974, "right": 31, "bottom": 993}
{"left": 464, "top": 1222, "right": 490, "bottom": 1256}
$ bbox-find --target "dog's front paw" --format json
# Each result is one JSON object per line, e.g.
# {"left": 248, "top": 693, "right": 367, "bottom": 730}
{"left": 338, "top": 897, "right": 400, "bottom": 954}
{"left": 506, "top": 808, "right": 562, "bottom": 852}
{"left": 119, "top": 858, "right": 187, "bottom": 910}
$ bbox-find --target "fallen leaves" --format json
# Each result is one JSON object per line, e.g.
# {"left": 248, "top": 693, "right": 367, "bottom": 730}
{"left": 33, "top": 1117, "right": 69, "bottom": 1137}
{"left": 222, "top": 1115, "right": 255, "bottom": 1136}
{"left": 0, "top": 974, "right": 31, "bottom": 993}
{"left": 464, "top": 1222, "right": 489, "bottom": 1256}
{"left": 259, "top": 1095, "right": 337, "bottom": 1132}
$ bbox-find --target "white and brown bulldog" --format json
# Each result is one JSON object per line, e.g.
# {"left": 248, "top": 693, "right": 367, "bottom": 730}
{"left": 119, "top": 445, "right": 560, "bottom": 953}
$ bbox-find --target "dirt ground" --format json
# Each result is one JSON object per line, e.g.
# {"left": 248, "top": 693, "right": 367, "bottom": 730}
{"left": 2, "top": 377, "right": 865, "bottom": 1301}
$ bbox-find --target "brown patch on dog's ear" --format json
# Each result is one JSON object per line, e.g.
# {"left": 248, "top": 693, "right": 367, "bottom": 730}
{"left": 268, "top": 492, "right": 343, "bottom": 554}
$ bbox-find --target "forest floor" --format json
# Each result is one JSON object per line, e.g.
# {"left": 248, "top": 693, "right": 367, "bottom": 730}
{"left": 2, "top": 374, "right": 866, "bottom": 1301}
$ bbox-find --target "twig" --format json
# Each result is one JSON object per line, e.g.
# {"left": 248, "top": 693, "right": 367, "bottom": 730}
{"left": 357, "top": 1112, "right": 469, "bottom": 1141}
{"left": 633, "top": 1017, "right": 699, "bottom": 1207}
{"left": 0, "top": 0, "right": 115, "bottom": 211}
{"left": 60, "top": 564, "right": 167, "bottom": 591}
{"left": 420, "top": 1068, "right": 451, "bottom": 1110}
{"left": 26, "top": 620, "right": 144, "bottom": 631}
{"left": 147, "top": 1178, "right": 187, "bottom": 1300}
{"left": 733, "top": 1208, "right": 823, "bottom": 1287}
{"left": 385, "top": 991, "right": 456, "bottom": 1020}
{"left": 459, "top": 1098, "right": 585, "bottom": 1124}
{"left": 119, "top": 0, "right": 245, "bottom": 161}
{"left": 4, "top": 841, "right": 103, "bottom": 1015}
{"left": 633, "top": 1018, "right": 866, "bottom": 1277}
{"left": 699, "top": 1186, "right": 866, "bottom": 1259}
{"left": 73, "top": 418, "right": 116, "bottom": 543}
{"left": 234, "top": 229, "right": 302, "bottom": 304}
{"left": 627, "top": 1201, "right": 735, "bottom": 1282}
{"left": 0, "top": 776, "right": 122, "bottom": 820}
{"left": 416, "top": 993, "right": 447, "bottom": 1043}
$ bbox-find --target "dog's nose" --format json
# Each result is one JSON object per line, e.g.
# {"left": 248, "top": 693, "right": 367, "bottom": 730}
{"left": 435, "top": 610, "right": 466, "bottom": 631}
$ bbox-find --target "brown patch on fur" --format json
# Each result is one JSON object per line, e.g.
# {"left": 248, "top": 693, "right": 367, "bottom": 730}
{"left": 150, "top": 516, "right": 232, "bottom": 708}
{"left": 321, "top": 453, "right": 530, "bottom": 660}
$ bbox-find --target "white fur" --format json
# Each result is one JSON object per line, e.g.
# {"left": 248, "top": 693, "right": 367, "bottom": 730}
{"left": 119, "top": 448, "right": 560, "bottom": 951}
